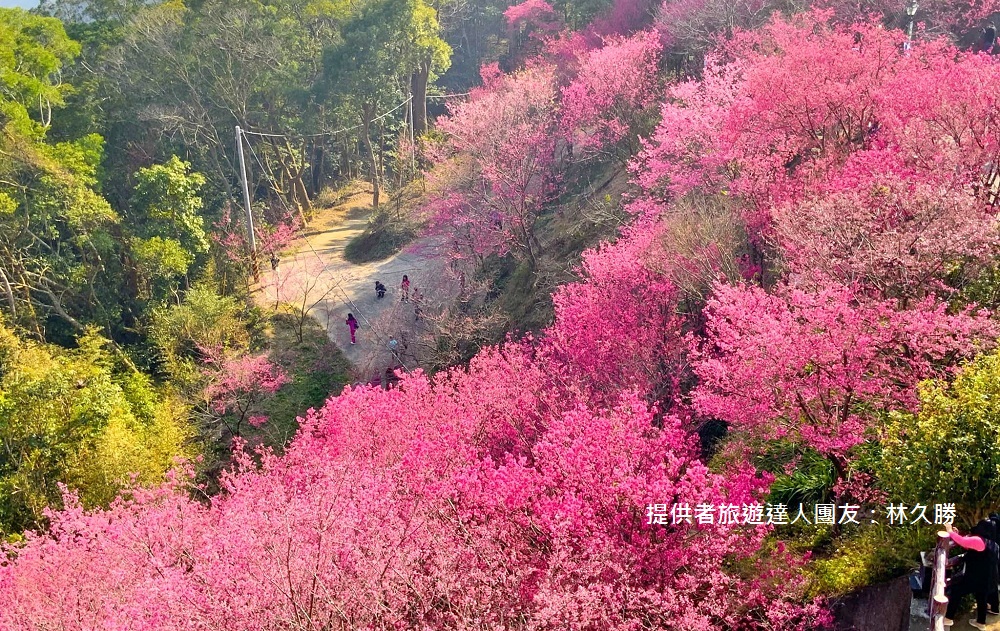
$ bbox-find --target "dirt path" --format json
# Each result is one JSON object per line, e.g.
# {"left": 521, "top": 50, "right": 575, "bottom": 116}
{"left": 260, "top": 191, "right": 453, "bottom": 382}
{"left": 909, "top": 596, "right": 999, "bottom": 629}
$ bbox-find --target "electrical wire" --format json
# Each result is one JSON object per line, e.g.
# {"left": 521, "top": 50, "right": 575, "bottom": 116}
{"left": 240, "top": 91, "right": 471, "bottom": 140}
{"left": 242, "top": 96, "right": 413, "bottom": 140}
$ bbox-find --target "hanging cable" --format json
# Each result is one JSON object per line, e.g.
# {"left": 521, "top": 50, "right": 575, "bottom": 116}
{"left": 425, "top": 92, "right": 472, "bottom": 99}
{"left": 241, "top": 96, "right": 413, "bottom": 141}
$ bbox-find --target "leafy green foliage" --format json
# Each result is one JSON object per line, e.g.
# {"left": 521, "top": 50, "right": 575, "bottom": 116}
{"left": 806, "top": 524, "right": 933, "bottom": 597}
{"left": 0, "top": 323, "right": 192, "bottom": 536}
{"left": 879, "top": 351, "right": 1000, "bottom": 523}
{"left": 0, "top": 8, "right": 80, "bottom": 139}
{"left": 149, "top": 284, "right": 250, "bottom": 388}
{"left": 131, "top": 156, "right": 209, "bottom": 255}
{"left": 0, "top": 11, "right": 126, "bottom": 338}
{"left": 323, "top": 0, "right": 451, "bottom": 108}
{"left": 131, "top": 236, "right": 192, "bottom": 299}
{"left": 768, "top": 450, "right": 836, "bottom": 508}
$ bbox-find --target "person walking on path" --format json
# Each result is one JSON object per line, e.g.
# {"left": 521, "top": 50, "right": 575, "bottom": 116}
{"left": 401, "top": 275, "right": 411, "bottom": 301}
{"left": 944, "top": 520, "right": 1000, "bottom": 628}
{"left": 375, "top": 280, "right": 386, "bottom": 299}
{"left": 413, "top": 288, "right": 423, "bottom": 321}
{"left": 346, "top": 313, "right": 359, "bottom": 345}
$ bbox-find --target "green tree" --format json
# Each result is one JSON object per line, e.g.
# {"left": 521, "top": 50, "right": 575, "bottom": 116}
{"left": 323, "top": 0, "right": 450, "bottom": 208}
{"left": 96, "top": 0, "right": 351, "bottom": 213}
{"left": 879, "top": 351, "right": 1000, "bottom": 525}
{"left": 131, "top": 156, "right": 208, "bottom": 257}
{"left": 0, "top": 9, "right": 128, "bottom": 340}
{"left": 0, "top": 8, "right": 81, "bottom": 138}
{"left": 0, "top": 323, "right": 192, "bottom": 536}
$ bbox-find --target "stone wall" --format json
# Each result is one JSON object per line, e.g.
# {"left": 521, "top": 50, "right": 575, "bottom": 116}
{"left": 830, "top": 576, "right": 913, "bottom": 631}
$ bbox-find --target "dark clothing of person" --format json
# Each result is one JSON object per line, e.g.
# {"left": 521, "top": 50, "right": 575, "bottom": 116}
{"left": 979, "top": 27, "right": 997, "bottom": 54}
{"left": 947, "top": 520, "right": 1000, "bottom": 623}
{"left": 947, "top": 578, "right": 991, "bottom": 624}
{"left": 964, "top": 542, "right": 1000, "bottom": 589}
{"left": 375, "top": 281, "right": 386, "bottom": 299}
{"left": 991, "top": 513, "right": 1000, "bottom": 612}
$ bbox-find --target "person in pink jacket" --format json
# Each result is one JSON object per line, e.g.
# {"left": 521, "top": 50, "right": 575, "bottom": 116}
{"left": 345, "top": 313, "right": 359, "bottom": 345}
{"left": 944, "top": 520, "right": 999, "bottom": 628}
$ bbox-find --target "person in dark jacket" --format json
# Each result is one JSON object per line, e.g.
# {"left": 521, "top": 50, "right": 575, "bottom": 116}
{"left": 986, "top": 513, "right": 1000, "bottom": 616}
{"left": 979, "top": 24, "right": 998, "bottom": 54}
{"left": 945, "top": 520, "right": 1000, "bottom": 628}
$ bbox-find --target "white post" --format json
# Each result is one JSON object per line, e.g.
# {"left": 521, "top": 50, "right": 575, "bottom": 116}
{"left": 929, "top": 530, "right": 951, "bottom": 631}
{"left": 235, "top": 125, "right": 258, "bottom": 280}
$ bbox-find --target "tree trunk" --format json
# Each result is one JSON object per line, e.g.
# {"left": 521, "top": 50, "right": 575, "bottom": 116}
{"left": 361, "top": 106, "right": 380, "bottom": 209}
{"left": 829, "top": 453, "right": 848, "bottom": 537}
{"left": 0, "top": 266, "right": 16, "bottom": 317}
{"left": 275, "top": 138, "right": 312, "bottom": 224}
{"left": 411, "top": 62, "right": 430, "bottom": 135}
{"left": 311, "top": 144, "right": 325, "bottom": 195}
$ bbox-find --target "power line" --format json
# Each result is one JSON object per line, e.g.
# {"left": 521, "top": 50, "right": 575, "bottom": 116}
{"left": 426, "top": 92, "right": 472, "bottom": 99}
{"left": 241, "top": 96, "right": 414, "bottom": 141}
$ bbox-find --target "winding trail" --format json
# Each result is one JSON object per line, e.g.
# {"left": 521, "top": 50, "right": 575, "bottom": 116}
{"left": 260, "top": 191, "right": 452, "bottom": 382}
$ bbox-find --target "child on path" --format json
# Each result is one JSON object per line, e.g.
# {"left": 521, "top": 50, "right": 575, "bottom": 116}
{"left": 346, "top": 313, "right": 359, "bottom": 345}
{"left": 401, "top": 275, "right": 411, "bottom": 301}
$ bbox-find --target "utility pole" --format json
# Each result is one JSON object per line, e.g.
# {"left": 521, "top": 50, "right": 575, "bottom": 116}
{"left": 408, "top": 95, "right": 416, "bottom": 176}
{"left": 235, "top": 125, "right": 259, "bottom": 280}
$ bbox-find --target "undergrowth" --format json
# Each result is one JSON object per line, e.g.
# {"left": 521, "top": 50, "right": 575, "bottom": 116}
{"left": 344, "top": 209, "right": 419, "bottom": 264}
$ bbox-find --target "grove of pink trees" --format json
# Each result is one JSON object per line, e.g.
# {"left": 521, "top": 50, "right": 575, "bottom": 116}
{"left": 5, "top": 6, "right": 1000, "bottom": 630}
{"left": 560, "top": 30, "right": 663, "bottom": 156}
{"left": 0, "top": 345, "right": 829, "bottom": 629}
{"left": 637, "top": 12, "right": 1000, "bottom": 238}
{"left": 430, "top": 63, "right": 559, "bottom": 266}
{"left": 429, "top": 29, "right": 662, "bottom": 264}
{"left": 635, "top": 11, "right": 1000, "bottom": 501}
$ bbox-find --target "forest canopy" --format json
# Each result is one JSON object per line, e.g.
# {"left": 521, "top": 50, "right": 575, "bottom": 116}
{"left": 1, "top": 0, "right": 1000, "bottom": 628}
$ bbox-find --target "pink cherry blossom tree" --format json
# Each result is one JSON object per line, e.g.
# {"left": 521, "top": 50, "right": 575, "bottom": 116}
{"left": 430, "top": 63, "right": 560, "bottom": 268}
{"left": 692, "top": 281, "right": 996, "bottom": 484}
{"left": 200, "top": 347, "right": 290, "bottom": 437}
{"left": 559, "top": 30, "right": 663, "bottom": 159}
{"left": 547, "top": 224, "right": 686, "bottom": 403}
